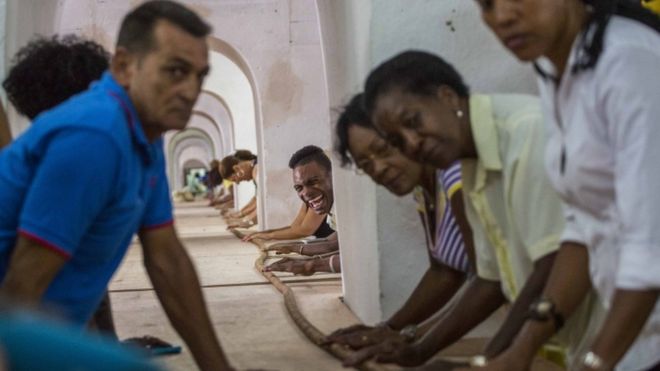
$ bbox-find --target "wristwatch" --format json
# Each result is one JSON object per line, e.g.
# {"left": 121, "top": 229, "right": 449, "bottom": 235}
{"left": 528, "top": 297, "right": 565, "bottom": 331}
{"left": 399, "top": 324, "right": 418, "bottom": 343}
{"left": 469, "top": 355, "right": 488, "bottom": 367}
{"left": 583, "top": 351, "right": 605, "bottom": 370}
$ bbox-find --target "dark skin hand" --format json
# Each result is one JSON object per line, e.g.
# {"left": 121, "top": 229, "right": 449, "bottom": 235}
{"left": 325, "top": 264, "right": 465, "bottom": 350}
{"left": 267, "top": 239, "right": 338, "bottom": 256}
{"left": 343, "top": 335, "right": 419, "bottom": 367}
{"left": 345, "top": 276, "right": 505, "bottom": 367}
{"left": 322, "top": 324, "right": 402, "bottom": 349}
{"left": 264, "top": 258, "right": 316, "bottom": 276}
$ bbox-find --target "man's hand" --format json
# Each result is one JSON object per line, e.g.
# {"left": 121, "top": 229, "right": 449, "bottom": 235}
{"left": 323, "top": 324, "right": 399, "bottom": 350}
{"left": 226, "top": 219, "right": 252, "bottom": 230}
{"left": 263, "top": 258, "right": 315, "bottom": 276}
{"left": 242, "top": 232, "right": 269, "bottom": 242}
{"left": 223, "top": 209, "right": 240, "bottom": 218}
{"left": 267, "top": 243, "right": 303, "bottom": 255}
{"left": 343, "top": 337, "right": 425, "bottom": 367}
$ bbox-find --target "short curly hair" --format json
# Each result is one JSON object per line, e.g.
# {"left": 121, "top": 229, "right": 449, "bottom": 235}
{"left": 334, "top": 93, "right": 372, "bottom": 167}
{"left": 288, "top": 145, "right": 331, "bottom": 173}
{"left": 219, "top": 155, "right": 241, "bottom": 179}
{"left": 3, "top": 35, "right": 110, "bottom": 119}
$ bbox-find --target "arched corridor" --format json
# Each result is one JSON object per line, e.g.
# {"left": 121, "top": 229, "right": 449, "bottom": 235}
{"left": 3, "top": 0, "right": 653, "bottom": 370}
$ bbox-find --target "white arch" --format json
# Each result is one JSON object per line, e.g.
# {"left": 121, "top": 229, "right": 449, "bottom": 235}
{"left": 168, "top": 129, "right": 215, "bottom": 191}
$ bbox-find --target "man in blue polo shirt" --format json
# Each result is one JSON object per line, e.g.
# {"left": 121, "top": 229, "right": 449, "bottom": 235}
{"left": 0, "top": 1, "right": 233, "bottom": 370}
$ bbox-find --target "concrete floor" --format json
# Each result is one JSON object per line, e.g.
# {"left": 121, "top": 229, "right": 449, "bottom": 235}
{"left": 110, "top": 201, "right": 356, "bottom": 371}
{"left": 108, "top": 201, "right": 558, "bottom": 371}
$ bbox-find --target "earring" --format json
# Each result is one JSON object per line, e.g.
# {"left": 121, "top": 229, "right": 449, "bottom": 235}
{"left": 456, "top": 110, "right": 464, "bottom": 118}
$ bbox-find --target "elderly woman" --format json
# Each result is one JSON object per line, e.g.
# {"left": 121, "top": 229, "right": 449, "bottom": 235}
{"left": 324, "top": 93, "right": 473, "bottom": 357}
{"left": 474, "top": 1, "right": 660, "bottom": 370}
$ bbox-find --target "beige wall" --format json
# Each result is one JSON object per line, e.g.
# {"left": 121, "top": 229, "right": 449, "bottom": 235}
{"left": 3, "top": 0, "right": 333, "bottom": 228}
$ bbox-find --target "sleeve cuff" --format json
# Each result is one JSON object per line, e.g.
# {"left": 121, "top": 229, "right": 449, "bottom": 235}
{"left": 528, "top": 234, "right": 560, "bottom": 262}
{"left": 560, "top": 223, "right": 586, "bottom": 246}
{"left": 18, "top": 229, "right": 72, "bottom": 259}
{"left": 616, "top": 242, "right": 660, "bottom": 289}
{"left": 140, "top": 219, "right": 174, "bottom": 232}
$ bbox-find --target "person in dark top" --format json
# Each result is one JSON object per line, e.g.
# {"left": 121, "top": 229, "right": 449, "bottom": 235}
{"left": 263, "top": 146, "right": 340, "bottom": 275}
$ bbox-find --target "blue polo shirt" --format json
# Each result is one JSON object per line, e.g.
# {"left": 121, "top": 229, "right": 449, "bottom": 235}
{"left": 0, "top": 71, "right": 173, "bottom": 325}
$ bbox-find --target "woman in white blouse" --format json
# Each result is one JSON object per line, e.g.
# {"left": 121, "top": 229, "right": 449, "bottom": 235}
{"left": 472, "top": 1, "right": 660, "bottom": 370}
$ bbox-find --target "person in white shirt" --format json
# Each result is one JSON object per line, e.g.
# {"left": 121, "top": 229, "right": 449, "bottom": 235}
{"left": 474, "top": 1, "right": 660, "bottom": 370}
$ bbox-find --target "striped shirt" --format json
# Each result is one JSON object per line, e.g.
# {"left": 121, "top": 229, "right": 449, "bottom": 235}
{"left": 414, "top": 161, "right": 469, "bottom": 273}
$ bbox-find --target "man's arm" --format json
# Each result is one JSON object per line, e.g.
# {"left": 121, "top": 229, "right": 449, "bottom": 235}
{"left": 262, "top": 209, "right": 325, "bottom": 240}
{"left": 297, "top": 237, "right": 338, "bottom": 255}
{"left": 0, "top": 235, "right": 67, "bottom": 304}
{"left": 482, "top": 251, "right": 557, "bottom": 358}
{"left": 245, "top": 204, "right": 324, "bottom": 241}
{"left": 264, "top": 254, "right": 340, "bottom": 275}
{"left": 139, "top": 226, "right": 231, "bottom": 371}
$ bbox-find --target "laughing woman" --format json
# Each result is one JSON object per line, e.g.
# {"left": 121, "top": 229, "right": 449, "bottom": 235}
{"left": 475, "top": 1, "right": 660, "bottom": 370}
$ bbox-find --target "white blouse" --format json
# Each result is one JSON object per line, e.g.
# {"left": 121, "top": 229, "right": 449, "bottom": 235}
{"left": 537, "top": 16, "right": 660, "bottom": 371}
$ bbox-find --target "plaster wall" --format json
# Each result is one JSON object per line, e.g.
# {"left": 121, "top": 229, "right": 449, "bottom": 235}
{"left": 4, "top": 0, "right": 332, "bottom": 225}
{"left": 203, "top": 51, "right": 256, "bottom": 209}
{"left": 4, "top": 0, "right": 64, "bottom": 136}
{"left": 148, "top": 0, "right": 331, "bottom": 228}
{"left": 0, "top": 0, "right": 6, "bottom": 100}
{"left": 316, "top": 0, "right": 382, "bottom": 324}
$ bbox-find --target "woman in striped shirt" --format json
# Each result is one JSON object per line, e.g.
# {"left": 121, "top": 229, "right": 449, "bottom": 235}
{"left": 325, "top": 94, "right": 474, "bottom": 357}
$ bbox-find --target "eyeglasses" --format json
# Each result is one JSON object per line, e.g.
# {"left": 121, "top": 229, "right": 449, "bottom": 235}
{"left": 353, "top": 140, "right": 395, "bottom": 175}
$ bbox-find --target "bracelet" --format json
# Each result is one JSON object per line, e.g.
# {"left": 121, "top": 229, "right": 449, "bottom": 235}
{"left": 527, "top": 297, "right": 565, "bottom": 331}
{"left": 583, "top": 351, "right": 605, "bottom": 370}
{"left": 469, "top": 355, "right": 488, "bottom": 368}
{"left": 399, "top": 324, "right": 418, "bottom": 343}
{"left": 299, "top": 244, "right": 305, "bottom": 255}
{"left": 329, "top": 254, "right": 337, "bottom": 273}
